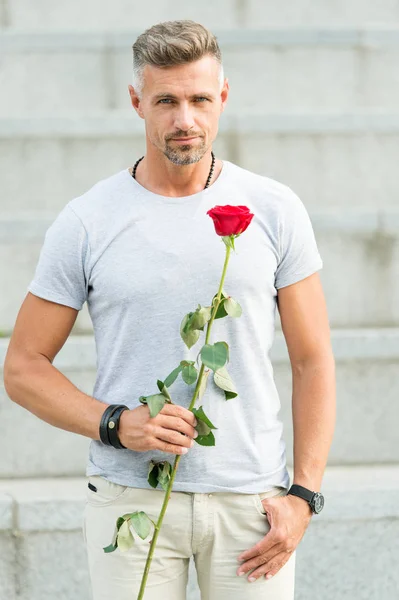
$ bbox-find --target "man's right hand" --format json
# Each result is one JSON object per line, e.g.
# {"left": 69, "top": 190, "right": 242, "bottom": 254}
{"left": 117, "top": 404, "right": 199, "bottom": 455}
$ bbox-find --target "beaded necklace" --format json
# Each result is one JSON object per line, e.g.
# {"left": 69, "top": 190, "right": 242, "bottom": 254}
{"left": 131, "top": 151, "right": 216, "bottom": 189}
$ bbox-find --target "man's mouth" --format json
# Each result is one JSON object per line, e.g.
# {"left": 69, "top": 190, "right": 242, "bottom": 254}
{"left": 171, "top": 137, "right": 199, "bottom": 142}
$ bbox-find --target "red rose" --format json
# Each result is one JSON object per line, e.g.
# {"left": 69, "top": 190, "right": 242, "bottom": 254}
{"left": 207, "top": 205, "right": 254, "bottom": 236}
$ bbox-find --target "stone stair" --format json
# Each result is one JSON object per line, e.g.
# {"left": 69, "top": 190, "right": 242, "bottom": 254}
{"left": 1, "top": 4, "right": 399, "bottom": 599}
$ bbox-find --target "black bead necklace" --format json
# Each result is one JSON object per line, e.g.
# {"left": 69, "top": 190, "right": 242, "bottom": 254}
{"left": 131, "top": 151, "right": 216, "bottom": 190}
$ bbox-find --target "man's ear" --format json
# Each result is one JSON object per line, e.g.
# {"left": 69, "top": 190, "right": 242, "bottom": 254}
{"left": 128, "top": 85, "right": 144, "bottom": 119}
{"left": 220, "top": 78, "right": 229, "bottom": 113}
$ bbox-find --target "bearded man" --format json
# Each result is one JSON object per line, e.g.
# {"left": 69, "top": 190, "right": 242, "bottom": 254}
{"left": 4, "top": 19, "right": 336, "bottom": 600}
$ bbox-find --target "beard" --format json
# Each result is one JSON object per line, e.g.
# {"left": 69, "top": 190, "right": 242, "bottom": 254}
{"left": 163, "top": 136, "right": 209, "bottom": 165}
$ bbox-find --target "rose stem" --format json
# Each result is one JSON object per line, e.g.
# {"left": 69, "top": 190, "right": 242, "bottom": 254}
{"left": 136, "top": 241, "right": 232, "bottom": 599}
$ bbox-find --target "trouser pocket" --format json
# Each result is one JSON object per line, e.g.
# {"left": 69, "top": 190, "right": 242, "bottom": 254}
{"left": 253, "top": 486, "right": 287, "bottom": 516}
{"left": 86, "top": 475, "right": 130, "bottom": 507}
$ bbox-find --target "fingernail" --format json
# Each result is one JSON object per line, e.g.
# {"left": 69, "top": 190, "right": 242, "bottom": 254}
{"left": 193, "top": 430, "right": 199, "bottom": 438}
{"left": 181, "top": 448, "right": 189, "bottom": 454}
{"left": 248, "top": 577, "right": 256, "bottom": 582}
{"left": 237, "top": 571, "right": 245, "bottom": 577}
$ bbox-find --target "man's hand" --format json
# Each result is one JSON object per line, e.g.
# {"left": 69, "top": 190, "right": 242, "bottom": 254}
{"left": 118, "top": 404, "right": 198, "bottom": 455}
{"left": 236, "top": 494, "right": 312, "bottom": 582}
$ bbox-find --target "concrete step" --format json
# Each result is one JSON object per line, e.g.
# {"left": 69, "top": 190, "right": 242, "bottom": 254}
{"left": 1, "top": 114, "right": 399, "bottom": 215}
{"left": 0, "top": 466, "right": 398, "bottom": 600}
{"left": 2, "top": 3, "right": 399, "bottom": 30}
{"left": 1, "top": 329, "right": 399, "bottom": 477}
{"left": 1, "top": 209, "right": 398, "bottom": 333}
{"left": 2, "top": 29, "right": 399, "bottom": 115}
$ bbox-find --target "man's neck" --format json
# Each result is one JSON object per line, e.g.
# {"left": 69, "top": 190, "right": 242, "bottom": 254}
{"left": 128, "top": 153, "right": 223, "bottom": 198}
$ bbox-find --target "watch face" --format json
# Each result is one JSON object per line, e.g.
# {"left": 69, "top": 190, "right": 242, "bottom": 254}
{"left": 312, "top": 492, "right": 324, "bottom": 514}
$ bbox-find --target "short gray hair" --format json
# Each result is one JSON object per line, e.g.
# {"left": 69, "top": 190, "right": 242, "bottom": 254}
{"left": 132, "top": 20, "right": 224, "bottom": 97}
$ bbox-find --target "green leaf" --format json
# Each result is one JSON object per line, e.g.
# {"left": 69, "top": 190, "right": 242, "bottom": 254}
{"left": 223, "top": 297, "right": 242, "bottom": 318}
{"left": 190, "top": 305, "right": 212, "bottom": 329}
{"left": 198, "top": 368, "right": 210, "bottom": 401}
{"left": 130, "top": 511, "right": 152, "bottom": 540}
{"left": 122, "top": 512, "right": 136, "bottom": 520}
{"left": 146, "top": 394, "right": 166, "bottom": 418}
{"left": 191, "top": 406, "right": 217, "bottom": 440}
{"left": 180, "top": 313, "right": 201, "bottom": 349}
{"left": 182, "top": 311, "right": 195, "bottom": 333}
{"left": 200, "top": 342, "right": 228, "bottom": 371}
{"left": 212, "top": 291, "right": 227, "bottom": 305}
{"left": 103, "top": 514, "right": 126, "bottom": 553}
{"left": 214, "top": 365, "right": 238, "bottom": 399}
{"left": 214, "top": 301, "right": 228, "bottom": 319}
{"left": 147, "top": 461, "right": 159, "bottom": 488}
{"left": 147, "top": 461, "right": 172, "bottom": 491}
{"left": 219, "top": 341, "right": 229, "bottom": 363}
{"left": 117, "top": 519, "right": 134, "bottom": 552}
{"left": 158, "top": 462, "right": 172, "bottom": 491}
{"left": 103, "top": 542, "right": 118, "bottom": 553}
{"left": 196, "top": 421, "right": 210, "bottom": 436}
{"left": 157, "top": 380, "right": 172, "bottom": 400}
{"left": 164, "top": 365, "right": 182, "bottom": 388}
{"left": 195, "top": 430, "right": 216, "bottom": 446}
{"left": 211, "top": 293, "right": 229, "bottom": 320}
{"left": 181, "top": 364, "right": 198, "bottom": 385}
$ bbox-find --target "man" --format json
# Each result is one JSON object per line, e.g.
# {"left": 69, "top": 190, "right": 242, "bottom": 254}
{"left": 3, "top": 19, "right": 336, "bottom": 600}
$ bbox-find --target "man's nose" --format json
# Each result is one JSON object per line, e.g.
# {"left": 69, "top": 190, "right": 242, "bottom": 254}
{"left": 173, "top": 104, "right": 195, "bottom": 132}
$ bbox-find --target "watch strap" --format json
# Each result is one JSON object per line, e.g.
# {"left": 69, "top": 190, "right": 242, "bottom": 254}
{"left": 287, "top": 484, "right": 315, "bottom": 503}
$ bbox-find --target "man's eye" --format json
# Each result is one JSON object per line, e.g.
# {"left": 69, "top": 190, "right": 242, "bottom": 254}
{"left": 157, "top": 97, "right": 209, "bottom": 104}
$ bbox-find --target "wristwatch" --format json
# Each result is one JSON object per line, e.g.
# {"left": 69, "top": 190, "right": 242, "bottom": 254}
{"left": 287, "top": 484, "right": 325, "bottom": 514}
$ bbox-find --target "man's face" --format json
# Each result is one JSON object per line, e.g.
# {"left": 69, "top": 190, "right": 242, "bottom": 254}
{"left": 129, "top": 55, "right": 229, "bottom": 165}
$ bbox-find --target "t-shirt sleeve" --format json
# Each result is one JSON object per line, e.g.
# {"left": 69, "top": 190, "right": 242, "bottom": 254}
{"left": 27, "top": 204, "right": 90, "bottom": 310}
{"left": 274, "top": 189, "right": 323, "bottom": 290}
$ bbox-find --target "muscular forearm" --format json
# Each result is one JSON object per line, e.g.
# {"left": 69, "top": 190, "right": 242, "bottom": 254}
{"left": 4, "top": 357, "right": 108, "bottom": 441}
{"left": 291, "top": 354, "right": 336, "bottom": 491}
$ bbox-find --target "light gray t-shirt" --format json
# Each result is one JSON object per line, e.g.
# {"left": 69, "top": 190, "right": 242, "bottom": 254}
{"left": 27, "top": 159, "right": 323, "bottom": 493}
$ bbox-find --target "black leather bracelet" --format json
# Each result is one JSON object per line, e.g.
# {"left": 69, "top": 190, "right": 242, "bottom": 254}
{"left": 107, "top": 405, "right": 129, "bottom": 449}
{"left": 99, "top": 404, "right": 126, "bottom": 446}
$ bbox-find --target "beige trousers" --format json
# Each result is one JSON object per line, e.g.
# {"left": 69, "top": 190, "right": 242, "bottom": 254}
{"left": 82, "top": 475, "right": 296, "bottom": 599}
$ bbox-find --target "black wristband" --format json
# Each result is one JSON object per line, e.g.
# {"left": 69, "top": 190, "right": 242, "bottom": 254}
{"left": 107, "top": 405, "right": 129, "bottom": 449}
{"left": 99, "top": 404, "right": 126, "bottom": 446}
